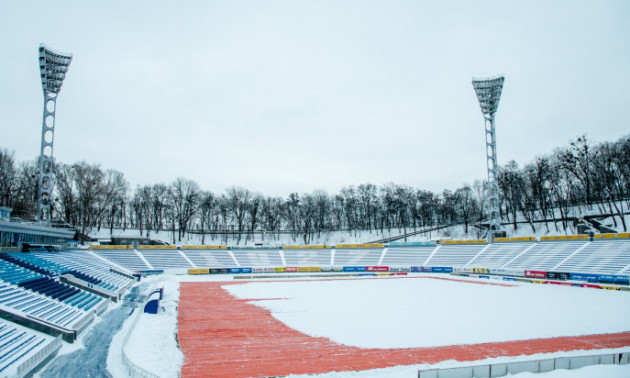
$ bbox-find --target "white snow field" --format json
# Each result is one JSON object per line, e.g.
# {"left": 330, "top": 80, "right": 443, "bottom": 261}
{"left": 225, "top": 276, "right": 630, "bottom": 348}
{"left": 118, "top": 274, "right": 630, "bottom": 378}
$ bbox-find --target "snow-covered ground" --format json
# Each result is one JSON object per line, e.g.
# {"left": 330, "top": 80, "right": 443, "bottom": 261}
{"left": 225, "top": 276, "right": 630, "bottom": 348}
{"left": 111, "top": 274, "right": 630, "bottom": 377}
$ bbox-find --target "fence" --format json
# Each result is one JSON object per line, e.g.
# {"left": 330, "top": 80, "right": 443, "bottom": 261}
{"left": 418, "top": 351, "right": 630, "bottom": 377}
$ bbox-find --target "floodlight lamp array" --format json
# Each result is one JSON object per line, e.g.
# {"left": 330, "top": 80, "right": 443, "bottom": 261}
{"left": 39, "top": 44, "right": 73, "bottom": 94}
{"left": 472, "top": 76, "right": 504, "bottom": 116}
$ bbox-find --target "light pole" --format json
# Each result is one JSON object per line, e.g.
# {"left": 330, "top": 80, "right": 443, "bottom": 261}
{"left": 37, "top": 44, "right": 72, "bottom": 223}
{"left": 472, "top": 76, "right": 504, "bottom": 241}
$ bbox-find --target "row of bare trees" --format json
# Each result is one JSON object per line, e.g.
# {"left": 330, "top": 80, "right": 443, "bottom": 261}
{"left": 0, "top": 134, "right": 628, "bottom": 244}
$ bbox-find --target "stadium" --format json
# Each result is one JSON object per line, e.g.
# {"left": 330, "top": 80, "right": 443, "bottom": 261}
{"left": 1, "top": 3, "right": 630, "bottom": 377}
{"left": 0, "top": 234, "right": 628, "bottom": 377}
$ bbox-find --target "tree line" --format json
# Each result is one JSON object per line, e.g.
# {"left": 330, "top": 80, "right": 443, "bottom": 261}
{"left": 0, "top": 134, "right": 628, "bottom": 244}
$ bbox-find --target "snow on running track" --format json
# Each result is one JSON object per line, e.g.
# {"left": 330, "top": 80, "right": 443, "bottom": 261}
{"left": 178, "top": 276, "right": 630, "bottom": 377}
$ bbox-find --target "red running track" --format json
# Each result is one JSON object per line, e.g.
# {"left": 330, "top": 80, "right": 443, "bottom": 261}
{"left": 178, "top": 279, "right": 630, "bottom": 378}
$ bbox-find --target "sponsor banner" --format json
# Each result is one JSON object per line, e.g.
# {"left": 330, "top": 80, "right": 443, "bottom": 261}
{"left": 209, "top": 268, "right": 221, "bottom": 274}
{"left": 263, "top": 267, "right": 275, "bottom": 273}
{"left": 366, "top": 266, "right": 389, "bottom": 272}
{"left": 187, "top": 268, "right": 210, "bottom": 275}
{"left": 472, "top": 268, "right": 489, "bottom": 274}
{"left": 392, "top": 272, "right": 408, "bottom": 276}
{"left": 490, "top": 268, "right": 509, "bottom": 276}
{"left": 581, "top": 283, "right": 600, "bottom": 289}
{"left": 285, "top": 267, "right": 298, "bottom": 273}
{"left": 410, "top": 266, "right": 432, "bottom": 272}
{"left": 431, "top": 267, "right": 453, "bottom": 273}
{"left": 478, "top": 275, "right": 490, "bottom": 279}
{"left": 343, "top": 266, "right": 367, "bottom": 272}
{"left": 321, "top": 266, "right": 333, "bottom": 272}
{"left": 253, "top": 268, "right": 266, "bottom": 273}
{"left": 274, "top": 267, "right": 286, "bottom": 273}
{"left": 524, "top": 270, "right": 547, "bottom": 279}
{"left": 359, "top": 273, "right": 376, "bottom": 276}
{"left": 570, "top": 273, "right": 599, "bottom": 282}
{"left": 387, "top": 267, "right": 411, "bottom": 273}
{"left": 241, "top": 268, "right": 252, "bottom": 273}
{"left": 229, "top": 268, "right": 242, "bottom": 274}
{"left": 547, "top": 281, "right": 572, "bottom": 286}
{"left": 502, "top": 277, "right": 516, "bottom": 281}
{"left": 331, "top": 266, "right": 344, "bottom": 272}
{"left": 596, "top": 275, "right": 629, "bottom": 284}
{"left": 297, "top": 266, "right": 321, "bottom": 272}
{"left": 600, "top": 285, "right": 621, "bottom": 291}
{"left": 531, "top": 279, "right": 546, "bottom": 284}
{"left": 616, "top": 276, "right": 630, "bottom": 285}
{"left": 546, "top": 272, "right": 570, "bottom": 280}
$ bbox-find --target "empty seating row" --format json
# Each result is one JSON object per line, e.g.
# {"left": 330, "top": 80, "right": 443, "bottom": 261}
{"left": 0, "top": 260, "right": 43, "bottom": 286}
{"left": 554, "top": 240, "right": 630, "bottom": 274}
{"left": 381, "top": 246, "right": 436, "bottom": 266}
{"left": 180, "top": 249, "right": 236, "bottom": 268}
{"left": 504, "top": 242, "right": 584, "bottom": 271}
{"left": 231, "top": 249, "right": 283, "bottom": 267}
{"left": 137, "top": 249, "right": 194, "bottom": 269}
{"left": 333, "top": 248, "right": 382, "bottom": 266}
{"left": 283, "top": 249, "right": 332, "bottom": 266}
{"left": 33, "top": 251, "right": 133, "bottom": 290}
{"left": 0, "top": 319, "right": 56, "bottom": 375}
{"left": 425, "top": 244, "right": 487, "bottom": 267}
{"left": 0, "top": 283, "right": 87, "bottom": 328}
{"left": 466, "top": 242, "right": 535, "bottom": 268}
{"left": 93, "top": 249, "right": 151, "bottom": 271}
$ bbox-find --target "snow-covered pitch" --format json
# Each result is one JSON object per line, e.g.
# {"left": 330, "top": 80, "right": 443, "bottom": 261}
{"left": 115, "top": 274, "right": 630, "bottom": 377}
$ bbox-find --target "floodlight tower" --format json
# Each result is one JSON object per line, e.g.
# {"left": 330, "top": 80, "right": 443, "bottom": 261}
{"left": 472, "top": 75, "right": 504, "bottom": 241}
{"left": 37, "top": 44, "right": 72, "bottom": 223}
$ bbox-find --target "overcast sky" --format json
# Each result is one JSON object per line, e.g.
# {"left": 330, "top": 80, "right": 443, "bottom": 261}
{"left": 1, "top": 1, "right": 629, "bottom": 197}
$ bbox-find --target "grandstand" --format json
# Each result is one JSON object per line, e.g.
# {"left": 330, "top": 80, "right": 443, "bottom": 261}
{"left": 283, "top": 247, "right": 332, "bottom": 266}
{"left": 0, "top": 234, "right": 627, "bottom": 376}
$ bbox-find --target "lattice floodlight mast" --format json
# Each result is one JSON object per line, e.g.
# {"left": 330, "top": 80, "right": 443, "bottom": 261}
{"left": 37, "top": 44, "right": 72, "bottom": 223}
{"left": 472, "top": 75, "right": 504, "bottom": 240}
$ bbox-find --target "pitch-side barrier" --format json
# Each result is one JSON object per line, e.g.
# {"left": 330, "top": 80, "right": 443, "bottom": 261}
{"left": 418, "top": 351, "right": 630, "bottom": 378}
{"left": 186, "top": 265, "right": 630, "bottom": 291}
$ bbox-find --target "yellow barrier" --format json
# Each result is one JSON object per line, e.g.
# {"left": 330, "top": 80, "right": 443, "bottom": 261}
{"left": 105, "top": 245, "right": 132, "bottom": 249}
{"left": 531, "top": 280, "right": 546, "bottom": 284}
{"left": 138, "top": 245, "right": 177, "bottom": 249}
{"left": 599, "top": 233, "right": 617, "bottom": 239}
{"left": 540, "top": 236, "right": 567, "bottom": 241}
{"left": 285, "top": 246, "right": 302, "bottom": 249}
{"left": 618, "top": 233, "right": 630, "bottom": 239}
{"left": 303, "top": 245, "right": 330, "bottom": 249}
{"left": 357, "top": 243, "right": 384, "bottom": 248}
{"left": 274, "top": 267, "right": 286, "bottom": 273}
{"left": 511, "top": 236, "right": 536, "bottom": 242}
{"left": 566, "top": 235, "right": 588, "bottom": 240}
{"left": 336, "top": 244, "right": 358, "bottom": 248}
{"left": 442, "top": 239, "right": 487, "bottom": 245}
{"left": 195, "top": 245, "right": 226, "bottom": 249}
